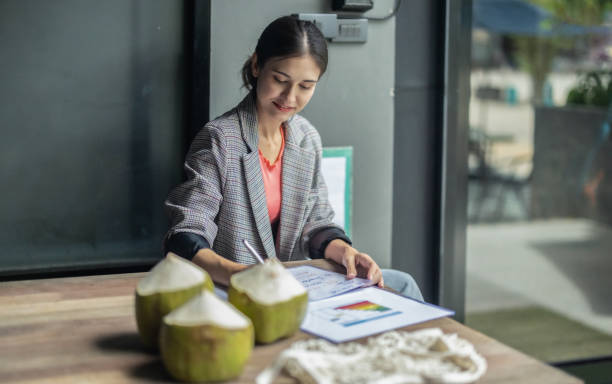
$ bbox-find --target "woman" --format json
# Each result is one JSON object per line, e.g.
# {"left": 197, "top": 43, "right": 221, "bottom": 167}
{"left": 164, "top": 15, "right": 422, "bottom": 300}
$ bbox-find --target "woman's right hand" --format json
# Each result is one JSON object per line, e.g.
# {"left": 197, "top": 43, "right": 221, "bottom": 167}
{"left": 192, "top": 248, "right": 248, "bottom": 286}
{"left": 324, "top": 239, "right": 384, "bottom": 288}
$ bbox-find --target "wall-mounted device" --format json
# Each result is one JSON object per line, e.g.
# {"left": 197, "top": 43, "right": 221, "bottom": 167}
{"left": 335, "top": 18, "right": 368, "bottom": 42}
{"left": 297, "top": 13, "right": 339, "bottom": 40}
{"left": 332, "top": 0, "right": 374, "bottom": 12}
{"left": 296, "top": 13, "right": 368, "bottom": 43}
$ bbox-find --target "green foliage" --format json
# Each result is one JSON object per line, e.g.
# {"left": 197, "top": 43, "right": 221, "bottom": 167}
{"left": 566, "top": 71, "right": 612, "bottom": 107}
{"left": 512, "top": 1, "right": 611, "bottom": 103}
{"left": 529, "top": 0, "right": 611, "bottom": 26}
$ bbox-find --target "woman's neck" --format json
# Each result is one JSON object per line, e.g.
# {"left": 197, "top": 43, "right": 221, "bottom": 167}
{"left": 258, "top": 123, "right": 280, "bottom": 140}
{"left": 256, "top": 113, "right": 284, "bottom": 164}
{"left": 256, "top": 111, "right": 283, "bottom": 140}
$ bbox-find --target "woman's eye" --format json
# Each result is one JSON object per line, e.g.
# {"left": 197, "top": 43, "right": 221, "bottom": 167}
{"left": 300, "top": 84, "right": 312, "bottom": 90}
{"left": 274, "top": 76, "right": 287, "bottom": 83}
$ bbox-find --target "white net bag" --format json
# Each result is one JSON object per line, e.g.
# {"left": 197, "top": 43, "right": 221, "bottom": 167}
{"left": 256, "top": 328, "right": 487, "bottom": 384}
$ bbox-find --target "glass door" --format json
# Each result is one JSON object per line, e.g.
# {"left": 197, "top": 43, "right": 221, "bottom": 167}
{"left": 465, "top": 0, "right": 612, "bottom": 375}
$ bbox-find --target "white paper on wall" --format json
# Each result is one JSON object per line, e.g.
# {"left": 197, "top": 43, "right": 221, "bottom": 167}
{"left": 321, "top": 157, "right": 346, "bottom": 229}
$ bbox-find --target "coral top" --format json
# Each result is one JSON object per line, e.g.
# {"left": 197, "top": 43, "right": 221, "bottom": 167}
{"left": 258, "top": 126, "right": 285, "bottom": 224}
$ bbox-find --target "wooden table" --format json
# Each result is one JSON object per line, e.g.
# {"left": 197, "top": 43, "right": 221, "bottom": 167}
{"left": 0, "top": 259, "right": 582, "bottom": 383}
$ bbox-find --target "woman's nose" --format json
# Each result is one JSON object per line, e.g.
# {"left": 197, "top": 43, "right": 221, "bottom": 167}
{"left": 281, "top": 84, "right": 297, "bottom": 103}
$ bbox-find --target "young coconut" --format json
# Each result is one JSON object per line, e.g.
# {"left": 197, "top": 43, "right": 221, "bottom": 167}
{"left": 160, "top": 290, "right": 254, "bottom": 382}
{"left": 135, "top": 252, "right": 214, "bottom": 349}
{"left": 228, "top": 258, "right": 308, "bottom": 343}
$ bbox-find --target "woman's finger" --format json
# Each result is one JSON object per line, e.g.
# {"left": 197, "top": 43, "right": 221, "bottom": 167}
{"left": 355, "top": 253, "right": 383, "bottom": 286}
{"left": 343, "top": 253, "right": 357, "bottom": 279}
{"left": 366, "top": 262, "right": 380, "bottom": 283}
{"left": 355, "top": 252, "right": 372, "bottom": 268}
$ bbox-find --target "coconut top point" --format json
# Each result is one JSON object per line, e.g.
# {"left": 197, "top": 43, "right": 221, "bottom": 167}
{"left": 230, "top": 258, "right": 307, "bottom": 305}
{"left": 137, "top": 253, "right": 209, "bottom": 296}
{"left": 164, "top": 290, "right": 251, "bottom": 329}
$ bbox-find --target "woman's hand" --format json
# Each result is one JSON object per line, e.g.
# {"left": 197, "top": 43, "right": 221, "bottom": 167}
{"left": 324, "top": 239, "right": 384, "bottom": 288}
{"left": 192, "top": 248, "right": 248, "bottom": 286}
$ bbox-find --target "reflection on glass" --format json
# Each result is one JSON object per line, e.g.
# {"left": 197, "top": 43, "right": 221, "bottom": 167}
{"left": 466, "top": 0, "right": 612, "bottom": 366}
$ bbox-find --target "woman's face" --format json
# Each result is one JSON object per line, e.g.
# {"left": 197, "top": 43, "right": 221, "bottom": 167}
{"left": 252, "top": 54, "right": 321, "bottom": 123}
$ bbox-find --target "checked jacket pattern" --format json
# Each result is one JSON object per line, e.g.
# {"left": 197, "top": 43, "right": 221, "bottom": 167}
{"left": 164, "top": 92, "right": 344, "bottom": 264}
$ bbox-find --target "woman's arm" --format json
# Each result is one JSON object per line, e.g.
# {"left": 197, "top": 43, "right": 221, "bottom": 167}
{"left": 293, "top": 126, "right": 383, "bottom": 286}
{"left": 192, "top": 248, "right": 248, "bottom": 286}
{"left": 324, "top": 239, "right": 384, "bottom": 288}
{"left": 164, "top": 124, "right": 227, "bottom": 261}
{"left": 165, "top": 124, "right": 239, "bottom": 284}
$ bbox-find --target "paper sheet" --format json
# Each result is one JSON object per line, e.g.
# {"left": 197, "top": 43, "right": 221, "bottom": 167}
{"left": 289, "top": 265, "right": 374, "bottom": 301}
{"left": 300, "top": 286, "right": 455, "bottom": 343}
{"left": 214, "top": 286, "right": 228, "bottom": 301}
{"left": 321, "top": 157, "right": 347, "bottom": 229}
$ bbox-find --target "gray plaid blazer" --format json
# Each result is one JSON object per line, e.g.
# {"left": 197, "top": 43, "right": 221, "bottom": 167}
{"left": 164, "top": 92, "right": 344, "bottom": 264}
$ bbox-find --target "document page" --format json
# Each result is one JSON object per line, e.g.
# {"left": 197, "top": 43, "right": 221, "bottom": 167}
{"left": 321, "top": 156, "right": 347, "bottom": 229}
{"left": 289, "top": 265, "right": 375, "bottom": 301}
{"left": 300, "top": 286, "right": 454, "bottom": 343}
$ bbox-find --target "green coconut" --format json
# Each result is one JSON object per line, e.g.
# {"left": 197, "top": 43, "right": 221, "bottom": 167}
{"left": 228, "top": 258, "right": 308, "bottom": 344}
{"left": 160, "top": 290, "right": 254, "bottom": 382}
{"left": 135, "top": 252, "right": 214, "bottom": 349}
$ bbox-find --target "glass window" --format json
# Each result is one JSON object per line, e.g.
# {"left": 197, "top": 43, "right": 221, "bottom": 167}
{"left": 466, "top": 0, "right": 612, "bottom": 365}
{"left": 0, "top": 0, "right": 186, "bottom": 275}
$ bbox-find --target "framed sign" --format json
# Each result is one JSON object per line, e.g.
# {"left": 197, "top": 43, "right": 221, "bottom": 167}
{"left": 322, "top": 147, "right": 353, "bottom": 238}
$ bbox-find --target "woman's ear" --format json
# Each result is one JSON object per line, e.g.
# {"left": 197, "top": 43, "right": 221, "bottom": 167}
{"left": 250, "top": 53, "right": 259, "bottom": 78}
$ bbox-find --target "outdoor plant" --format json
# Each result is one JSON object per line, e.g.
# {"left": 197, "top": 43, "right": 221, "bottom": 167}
{"left": 566, "top": 71, "right": 612, "bottom": 107}
{"left": 511, "top": 0, "right": 611, "bottom": 103}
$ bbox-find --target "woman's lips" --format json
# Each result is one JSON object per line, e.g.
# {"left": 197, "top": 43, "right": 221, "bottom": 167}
{"left": 273, "top": 102, "right": 294, "bottom": 113}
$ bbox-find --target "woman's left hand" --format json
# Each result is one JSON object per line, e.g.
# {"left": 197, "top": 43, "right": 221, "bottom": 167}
{"left": 325, "top": 239, "right": 384, "bottom": 288}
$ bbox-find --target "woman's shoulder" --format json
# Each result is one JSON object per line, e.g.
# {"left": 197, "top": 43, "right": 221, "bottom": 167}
{"left": 187, "top": 108, "right": 243, "bottom": 154}
{"left": 191, "top": 108, "right": 241, "bottom": 141}
{"left": 206, "top": 108, "right": 241, "bottom": 133}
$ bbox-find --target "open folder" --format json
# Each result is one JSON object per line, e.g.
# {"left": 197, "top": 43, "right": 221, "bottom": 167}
{"left": 289, "top": 265, "right": 454, "bottom": 343}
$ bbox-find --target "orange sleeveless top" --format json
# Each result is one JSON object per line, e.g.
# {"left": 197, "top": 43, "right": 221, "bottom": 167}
{"left": 258, "top": 126, "right": 285, "bottom": 223}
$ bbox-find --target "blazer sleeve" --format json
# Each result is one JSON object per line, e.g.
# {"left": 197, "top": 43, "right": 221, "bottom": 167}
{"left": 163, "top": 124, "right": 227, "bottom": 257}
{"left": 299, "top": 130, "right": 352, "bottom": 258}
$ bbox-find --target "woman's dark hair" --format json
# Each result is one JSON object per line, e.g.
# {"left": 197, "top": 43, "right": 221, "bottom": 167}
{"left": 241, "top": 16, "right": 328, "bottom": 91}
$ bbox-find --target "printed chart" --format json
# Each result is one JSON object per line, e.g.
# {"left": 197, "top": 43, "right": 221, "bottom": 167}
{"left": 301, "top": 287, "right": 454, "bottom": 343}
{"left": 313, "top": 300, "right": 401, "bottom": 327}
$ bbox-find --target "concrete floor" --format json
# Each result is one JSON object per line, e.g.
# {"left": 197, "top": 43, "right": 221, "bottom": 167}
{"left": 466, "top": 218, "right": 612, "bottom": 336}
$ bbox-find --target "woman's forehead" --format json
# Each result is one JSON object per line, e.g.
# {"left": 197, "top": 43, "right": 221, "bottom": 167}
{"left": 265, "top": 55, "right": 321, "bottom": 80}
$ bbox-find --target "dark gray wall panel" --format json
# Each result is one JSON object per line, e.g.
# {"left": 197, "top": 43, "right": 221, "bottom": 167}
{"left": 392, "top": 1, "right": 445, "bottom": 302}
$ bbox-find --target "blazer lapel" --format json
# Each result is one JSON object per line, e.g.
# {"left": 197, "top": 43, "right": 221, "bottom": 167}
{"left": 277, "top": 119, "right": 315, "bottom": 261}
{"left": 238, "top": 93, "right": 277, "bottom": 259}
{"left": 242, "top": 153, "right": 276, "bottom": 259}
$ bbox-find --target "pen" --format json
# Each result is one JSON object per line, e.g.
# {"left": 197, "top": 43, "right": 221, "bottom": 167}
{"left": 242, "top": 239, "right": 265, "bottom": 264}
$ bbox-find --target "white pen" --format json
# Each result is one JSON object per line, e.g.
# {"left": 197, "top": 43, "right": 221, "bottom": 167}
{"left": 242, "top": 239, "right": 265, "bottom": 264}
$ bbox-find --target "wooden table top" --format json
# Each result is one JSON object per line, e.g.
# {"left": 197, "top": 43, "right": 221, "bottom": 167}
{"left": 0, "top": 259, "right": 582, "bottom": 383}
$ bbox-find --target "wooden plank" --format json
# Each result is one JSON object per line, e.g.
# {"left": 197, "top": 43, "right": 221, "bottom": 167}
{"left": 0, "top": 263, "right": 582, "bottom": 384}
